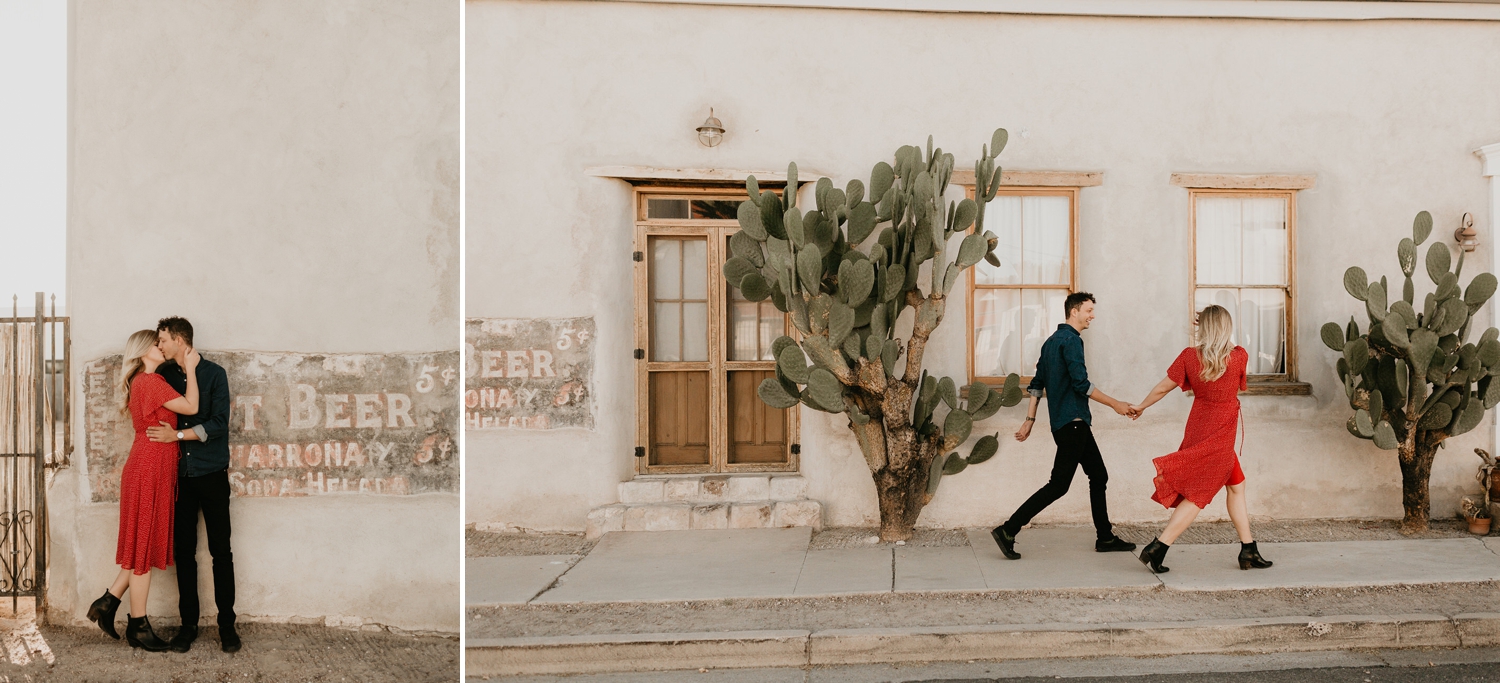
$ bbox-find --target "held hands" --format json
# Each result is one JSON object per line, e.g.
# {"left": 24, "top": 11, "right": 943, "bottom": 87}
{"left": 145, "top": 421, "right": 177, "bottom": 443}
{"left": 1113, "top": 400, "right": 1141, "bottom": 420}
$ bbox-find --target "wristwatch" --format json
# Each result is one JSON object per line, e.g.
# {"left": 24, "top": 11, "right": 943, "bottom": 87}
{"left": 176, "top": 431, "right": 184, "bottom": 441}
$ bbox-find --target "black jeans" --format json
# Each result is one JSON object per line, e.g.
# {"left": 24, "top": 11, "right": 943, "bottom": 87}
{"left": 1002, "top": 421, "right": 1115, "bottom": 541}
{"left": 175, "top": 470, "right": 235, "bottom": 628}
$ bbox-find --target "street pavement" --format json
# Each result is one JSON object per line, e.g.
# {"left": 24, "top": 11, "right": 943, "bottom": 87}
{"left": 473, "top": 647, "right": 1500, "bottom": 682}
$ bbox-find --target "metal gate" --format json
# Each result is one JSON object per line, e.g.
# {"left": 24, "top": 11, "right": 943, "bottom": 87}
{"left": 0, "top": 293, "right": 70, "bottom": 615}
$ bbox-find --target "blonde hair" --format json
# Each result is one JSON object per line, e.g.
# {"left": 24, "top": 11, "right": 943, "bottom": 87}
{"left": 1195, "top": 305, "right": 1235, "bottom": 382}
{"left": 121, "top": 329, "right": 159, "bottom": 412}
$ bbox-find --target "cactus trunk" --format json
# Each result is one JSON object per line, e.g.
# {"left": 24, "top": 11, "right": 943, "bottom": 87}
{"left": 874, "top": 462, "right": 929, "bottom": 541}
{"left": 1398, "top": 434, "right": 1438, "bottom": 533}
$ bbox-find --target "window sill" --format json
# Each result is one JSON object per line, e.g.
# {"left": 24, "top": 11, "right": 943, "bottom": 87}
{"left": 1241, "top": 382, "right": 1312, "bottom": 396}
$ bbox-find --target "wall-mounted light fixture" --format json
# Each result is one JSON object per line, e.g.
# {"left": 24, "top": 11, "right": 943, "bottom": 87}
{"left": 1455, "top": 212, "right": 1480, "bottom": 252}
{"left": 696, "top": 108, "right": 724, "bottom": 148}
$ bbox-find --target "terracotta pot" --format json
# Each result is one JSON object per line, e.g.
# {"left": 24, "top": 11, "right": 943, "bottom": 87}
{"left": 1468, "top": 515, "right": 1493, "bottom": 535}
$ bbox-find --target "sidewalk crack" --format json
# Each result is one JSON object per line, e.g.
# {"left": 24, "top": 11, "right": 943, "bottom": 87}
{"left": 527, "top": 554, "right": 586, "bottom": 603}
{"left": 890, "top": 546, "right": 896, "bottom": 592}
{"left": 791, "top": 537, "right": 812, "bottom": 596}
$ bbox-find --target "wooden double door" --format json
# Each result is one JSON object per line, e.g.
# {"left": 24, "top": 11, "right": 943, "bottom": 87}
{"left": 633, "top": 188, "right": 798, "bottom": 474}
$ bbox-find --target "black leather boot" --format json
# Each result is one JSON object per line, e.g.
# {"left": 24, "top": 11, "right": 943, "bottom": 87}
{"left": 86, "top": 590, "right": 122, "bottom": 640}
{"left": 126, "top": 615, "right": 169, "bottom": 652}
{"left": 1138, "top": 538, "right": 1171, "bottom": 574}
{"left": 168, "top": 624, "right": 197, "bottom": 653}
{"left": 1238, "top": 541, "right": 1273, "bottom": 570}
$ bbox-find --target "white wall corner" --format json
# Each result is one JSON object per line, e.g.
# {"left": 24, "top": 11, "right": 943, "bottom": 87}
{"left": 1477, "top": 142, "right": 1500, "bottom": 178}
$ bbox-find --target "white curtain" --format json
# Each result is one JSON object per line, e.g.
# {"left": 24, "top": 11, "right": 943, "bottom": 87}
{"left": 1195, "top": 196, "right": 1288, "bottom": 375}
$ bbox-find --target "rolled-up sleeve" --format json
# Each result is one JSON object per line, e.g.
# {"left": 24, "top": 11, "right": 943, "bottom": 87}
{"left": 1027, "top": 364, "right": 1046, "bottom": 397}
{"left": 1062, "top": 337, "right": 1093, "bottom": 397}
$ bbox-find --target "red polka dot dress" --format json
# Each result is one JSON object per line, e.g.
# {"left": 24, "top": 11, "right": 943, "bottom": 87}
{"left": 1151, "top": 347, "right": 1248, "bottom": 510}
{"left": 116, "top": 373, "right": 180, "bottom": 575}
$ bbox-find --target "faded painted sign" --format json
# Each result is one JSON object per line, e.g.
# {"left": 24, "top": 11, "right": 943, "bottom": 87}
{"left": 84, "top": 350, "right": 459, "bottom": 503}
{"left": 464, "top": 317, "right": 594, "bottom": 430}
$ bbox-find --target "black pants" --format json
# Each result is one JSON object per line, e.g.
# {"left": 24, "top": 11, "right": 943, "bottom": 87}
{"left": 175, "top": 470, "right": 235, "bottom": 628}
{"left": 1002, "top": 421, "right": 1115, "bottom": 541}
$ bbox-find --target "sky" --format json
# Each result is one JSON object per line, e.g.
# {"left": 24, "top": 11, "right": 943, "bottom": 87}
{"left": 0, "top": 1, "right": 66, "bottom": 312}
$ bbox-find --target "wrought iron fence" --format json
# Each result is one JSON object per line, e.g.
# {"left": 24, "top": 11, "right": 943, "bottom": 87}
{"left": 0, "top": 293, "right": 69, "bottom": 615}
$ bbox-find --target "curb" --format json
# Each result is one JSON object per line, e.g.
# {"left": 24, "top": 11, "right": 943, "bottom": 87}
{"left": 466, "top": 612, "right": 1500, "bottom": 677}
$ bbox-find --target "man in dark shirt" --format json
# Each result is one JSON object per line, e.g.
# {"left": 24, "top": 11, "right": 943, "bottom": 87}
{"left": 990, "top": 293, "right": 1138, "bottom": 560}
{"left": 145, "top": 317, "right": 240, "bottom": 653}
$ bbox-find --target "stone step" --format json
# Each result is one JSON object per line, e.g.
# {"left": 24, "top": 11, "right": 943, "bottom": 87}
{"left": 618, "top": 474, "right": 808, "bottom": 505}
{"left": 585, "top": 499, "right": 822, "bottom": 540}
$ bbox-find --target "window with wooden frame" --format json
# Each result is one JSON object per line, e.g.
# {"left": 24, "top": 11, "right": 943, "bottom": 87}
{"left": 633, "top": 186, "right": 800, "bottom": 474}
{"left": 1190, "top": 189, "right": 1301, "bottom": 389}
{"left": 965, "top": 187, "right": 1079, "bottom": 385}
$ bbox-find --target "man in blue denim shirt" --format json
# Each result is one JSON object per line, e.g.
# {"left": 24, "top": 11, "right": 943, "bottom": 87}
{"left": 990, "top": 293, "right": 1138, "bottom": 559}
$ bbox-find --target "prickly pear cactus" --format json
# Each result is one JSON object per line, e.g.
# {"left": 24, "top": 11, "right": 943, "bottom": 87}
{"left": 724, "top": 131, "right": 1025, "bottom": 541}
{"left": 1323, "top": 211, "right": 1500, "bottom": 532}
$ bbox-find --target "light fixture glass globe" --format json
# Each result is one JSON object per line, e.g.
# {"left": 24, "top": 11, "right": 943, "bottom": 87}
{"left": 696, "top": 109, "right": 724, "bottom": 147}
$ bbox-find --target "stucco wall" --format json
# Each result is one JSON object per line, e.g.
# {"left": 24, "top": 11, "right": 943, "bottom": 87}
{"left": 63, "top": 0, "right": 459, "bottom": 632}
{"left": 466, "top": 0, "right": 1500, "bottom": 532}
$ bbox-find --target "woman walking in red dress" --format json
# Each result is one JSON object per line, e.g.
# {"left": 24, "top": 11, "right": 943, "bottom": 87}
{"left": 1128, "top": 305, "right": 1272, "bottom": 574}
{"left": 85, "top": 329, "right": 199, "bottom": 650}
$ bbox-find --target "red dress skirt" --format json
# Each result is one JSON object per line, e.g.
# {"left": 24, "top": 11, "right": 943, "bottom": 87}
{"left": 1151, "top": 347, "right": 1248, "bottom": 509}
{"left": 116, "top": 373, "right": 181, "bottom": 574}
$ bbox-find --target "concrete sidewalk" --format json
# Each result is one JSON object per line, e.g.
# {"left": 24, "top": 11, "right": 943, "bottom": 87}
{"left": 467, "top": 527, "right": 1500, "bottom": 606}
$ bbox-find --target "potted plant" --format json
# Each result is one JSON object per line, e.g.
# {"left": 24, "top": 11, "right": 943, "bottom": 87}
{"left": 1461, "top": 495, "right": 1491, "bottom": 535}
{"left": 1477, "top": 448, "right": 1498, "bottom": 526}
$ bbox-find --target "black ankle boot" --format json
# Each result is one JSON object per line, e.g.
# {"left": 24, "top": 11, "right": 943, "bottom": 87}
{"left": 1138, "top": 538, "right": 1171, "bottom": 574}
{"left": 126, "top": 615, "right": 169, "bottom": 652}
{"left": 86, "top": 590, "right": 122, "bottom": 640}
{"left": 1238, "top": 541, "right": 1273, "bottom": 570}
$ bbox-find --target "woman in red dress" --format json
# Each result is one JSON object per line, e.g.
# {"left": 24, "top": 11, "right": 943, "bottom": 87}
{"left": 1128, "top": 305, "right": 1272, "bottom": 574}
{"left": 85, "top": 330, "right": 199, "bottom": 651}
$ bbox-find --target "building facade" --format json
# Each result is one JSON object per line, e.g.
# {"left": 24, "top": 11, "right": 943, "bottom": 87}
{"left": 60, "top": 0, "right": 460, "bottom": 632}
{"left": 468, "top": 0, "right": 1500, "bottom": 535}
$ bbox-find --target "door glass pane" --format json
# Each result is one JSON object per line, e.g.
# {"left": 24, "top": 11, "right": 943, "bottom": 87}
{"left": 1022, "top": 289, "right": 1068, "bottom": 373}
{"left": 1196, "top": 197, "right": 1242, "bottom": 284}
{"left": 973, "top": 288, "right": 1021, "bottom": 377}
{"left": 652, "top": 302, "right": 682, "bottom": 361}
{"left": 728, "top": 295, "right": 761, "bottom": 361}
{"left": 691, "top": 199, "right": 742, "bottom": 220}
{"left": 682, "top": 302, "right": 708, "bottom": 362}
{"left": 647, "top": 198, "right": 691, "bottom": 219}
{"left": 650, "top": 237, "right": 707, "bottom": 362}
{"left": 975, "top": 196, "right": 1022, "bottom": 285}
{"left": 651, "top": 238, "right": 681, "bottom": 299}
{"left": 1023, "top": 196, "right": 1071, "bottom": 285}
{"left": 759, "top": 302, "right": 783, "bottom": 360}
{"left": 682, "top": 239, "right": 708, "bottom": 300}
{"left": 729, "top": 287, "right": 784, "bottom": 361}
{"left": 1241, "top": 197, "right": 1288, "bottom": 286}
